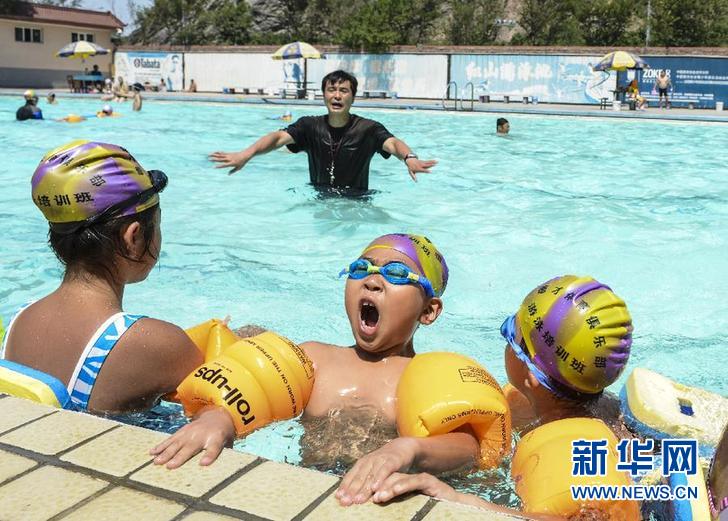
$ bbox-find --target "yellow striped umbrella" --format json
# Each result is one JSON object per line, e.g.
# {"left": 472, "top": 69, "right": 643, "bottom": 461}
{"left": 271, "top": 41, "right": 323, "bottom": 60}
{"left": 56, "top": 41, "right": 109, "bottom": 60}
{"left": 593, "top": 51, "right": 649, "bottom": 71}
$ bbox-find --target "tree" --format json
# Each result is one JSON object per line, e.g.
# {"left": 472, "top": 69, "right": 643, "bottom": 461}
{"left": 577, "top": 0, "right": 636, "bottom": 46}
{"left": 338, "top": 0, "right": 441, "bottom": 52}
{"left": 512, "top": 0, "right": 583, "bottom": 45}
{"left": 648, "top": 0, "right": 728, "bottom": 47}
{"left": 446, "top": 0, "right": 506, "bottom": 45}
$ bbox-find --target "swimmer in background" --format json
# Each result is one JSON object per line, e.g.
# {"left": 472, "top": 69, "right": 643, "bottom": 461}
{"left": 1, "top": 141, "right": 203, "bottom": 413}
{"left": 496, "top": 117, "right": 509, "bottom": 135}
{"left": 150, "top": 234, "right": 481, "bottom": 476}
{"left": 16, "top": 90, "right": 43, "bottom": 121}
{"left": 47, "top": 92, "right": 57, "bottom": 104}
{"left": 339, "top": 275, "right": 636, "bottom": 508}
{"left": 267, "top": 110, "right": 292, "bottom": 122}
{"left": 96, "top": 104, "right": 116, "bottom": 117}
{"left": 132, "top": 90, "right": 142, "bottom": 112}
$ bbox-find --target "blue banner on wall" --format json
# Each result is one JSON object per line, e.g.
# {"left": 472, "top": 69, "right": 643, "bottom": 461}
{"left": 619, "top": 56, "right": 728, "bottom": 109}
{"left": 450, "top": 54, "right": 615, "bottom": 104}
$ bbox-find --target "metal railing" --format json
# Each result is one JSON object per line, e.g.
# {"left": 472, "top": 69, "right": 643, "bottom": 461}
{"left": 460, "top": 81, "right": 474, "bottom": 111}
{"left": 442, "top": 81, "right": 457, "bottom": 110}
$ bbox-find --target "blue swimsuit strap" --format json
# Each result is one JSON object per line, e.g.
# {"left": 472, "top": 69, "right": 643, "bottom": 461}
{"left": 68, "top": 312, "right": 146, "bottom": 411}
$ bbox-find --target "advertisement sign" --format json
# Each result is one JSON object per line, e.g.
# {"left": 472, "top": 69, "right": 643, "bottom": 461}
{"left": 450, "top": 54, "right": 616, "bottom": 104}
{"left": 625, "top": 56, "right": 728, "bottom": 108}
{"left": 115, "top": 52, "right": 184, "bottom": 91}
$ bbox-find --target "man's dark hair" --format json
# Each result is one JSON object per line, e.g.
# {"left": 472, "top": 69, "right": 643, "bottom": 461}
{"left": 321, "top": 70, "right": 358, "bottom": 97}
{"left": 497, "top": 118, "right": 509, "bottom": 129}
{"left": 49, "top": 205, "right": 158, "bottom": 285}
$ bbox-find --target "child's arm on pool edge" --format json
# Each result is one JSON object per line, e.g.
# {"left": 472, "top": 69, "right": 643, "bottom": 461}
{"left": 150, "top": 405, "right": 236, "bottom": 469}
{"left": 336, "top": 426, "right": 480, "bottom": 506}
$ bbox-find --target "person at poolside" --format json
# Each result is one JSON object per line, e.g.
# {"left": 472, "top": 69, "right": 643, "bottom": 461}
{"left": 209, "top": 70, "right": 436, "bottom": 192}
{"left": 187, "top": 79, "right": 197, "bottom": 93}
{"left": 90, "top": 64, "right": 104, "bottom": 92}
{"left": 654, "top": 70, "right": 672, "bottom": 109}
{"left": 113, "top": 77, "right": 129, "bottom": 102}
{"left": 16, "top": 90, "right": 43, "bottom": 121}
{"left": 0, "top": 140, "right": 203, "bottom": 413}
{"left": 158, "top": 78, "right": 167, "bottom": 92}
{"left": 150, "top": 233, "right": 481, "bottom": 474}
{"left": 496, "top": 117, "right": 509, "bottom": 135}
{"left": 337, "top": 275, "right": 635, "bottom": 506}
{"left": 709, "top": 423, "right": 728, "bottom": 520}
{"left": 46, "top": 92, "right": 57, "bottom": 105}
{"left": 627, "top": 79, "right": 648, "bottom": 110}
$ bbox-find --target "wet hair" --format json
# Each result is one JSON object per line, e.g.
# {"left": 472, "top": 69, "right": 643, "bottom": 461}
{"left": 321, "top": 70, "right": 358, "bottom": 98}
{"left": 497, "top": 118, "right": 509, "bottom": 129}
{"left": 48, "top": 205, "right": 158, "bottom": 284}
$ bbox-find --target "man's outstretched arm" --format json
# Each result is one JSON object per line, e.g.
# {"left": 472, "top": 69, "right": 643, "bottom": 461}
{"left": 382, "top": 137, "right": 437, "bottom": 182}
{"left": 209, "top": 130, "right": 295, "bottom": 175}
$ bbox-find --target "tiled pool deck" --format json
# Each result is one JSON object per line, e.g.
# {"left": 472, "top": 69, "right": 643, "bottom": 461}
{"left": 2, "top": 89, "right": 727, "bottom": 123}
{"left": 0, "top": 395, "right": 525, "bottom": 520}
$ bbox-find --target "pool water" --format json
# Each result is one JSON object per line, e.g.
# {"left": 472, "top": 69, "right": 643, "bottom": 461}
{"left": 1, "top": 96, "right": 727, "bottom": 494}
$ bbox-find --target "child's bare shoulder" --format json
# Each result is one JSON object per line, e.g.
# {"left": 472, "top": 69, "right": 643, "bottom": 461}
{"left": 301, "top": 341, "right": 353, "bottom": 366}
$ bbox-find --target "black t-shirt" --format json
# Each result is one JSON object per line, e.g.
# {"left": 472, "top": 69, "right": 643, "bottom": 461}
{"left": 285, "top": 114, "right": 393, "bottom": 190}
{"left": 16, "top": 104, "right": 42, "bottom": 121}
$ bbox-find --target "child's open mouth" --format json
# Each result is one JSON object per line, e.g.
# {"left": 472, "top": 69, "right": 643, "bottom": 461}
{"left": 359, "top": 300, "right": 380, "bottom": 336}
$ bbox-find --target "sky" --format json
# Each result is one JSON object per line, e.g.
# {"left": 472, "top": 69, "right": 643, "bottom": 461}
{"left": 79, "top": 0, "right": 153, "bottom": 32}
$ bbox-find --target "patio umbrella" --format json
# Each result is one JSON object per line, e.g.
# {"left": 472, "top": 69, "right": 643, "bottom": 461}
{"left": 271, "top": 42, "right": 324, "bottom": 96}
{"left": 593, "top": 51, "right": 649, "bottom": 72}
{"left": 56, "top": 41, "right": 109, "bottom": 60}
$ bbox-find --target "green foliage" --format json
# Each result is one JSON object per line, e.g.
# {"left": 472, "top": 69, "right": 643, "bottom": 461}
{"left": 512, "top": 0, "right": 584, "bottom": 45}
{"left": 447, "top": 0, "right": 506, "bottom": 45}
{"left": 648, "top": 0, "right": 728, "bottom": 46}
{"left": 126, "top": 0, "right": 727, "bottom": 47}
{"left": 337, "top": 0, "right": 441, "bottom": 52}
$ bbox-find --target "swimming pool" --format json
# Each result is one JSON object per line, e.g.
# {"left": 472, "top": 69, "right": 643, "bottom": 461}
{"left": 1, "top": 96, "right": 727, "bottom": 476}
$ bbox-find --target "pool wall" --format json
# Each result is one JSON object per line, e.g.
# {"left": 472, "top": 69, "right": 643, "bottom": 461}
{"left": 0, "top": 394, "right": 525, "bottom": 520}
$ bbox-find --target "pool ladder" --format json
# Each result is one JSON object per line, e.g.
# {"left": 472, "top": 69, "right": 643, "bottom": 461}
{"left": 442, "top": 81, "right": 474, "bottom": 111}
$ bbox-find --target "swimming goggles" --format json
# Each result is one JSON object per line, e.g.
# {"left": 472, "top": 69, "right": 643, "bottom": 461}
{"left": 339, "top": 258, "right": 435, "bottom": 298}
{"left": 500, "top": 315, "right": 596, "bottom": 400}
{"left": 52, "top": 169, "right": 168, "bottom": 234}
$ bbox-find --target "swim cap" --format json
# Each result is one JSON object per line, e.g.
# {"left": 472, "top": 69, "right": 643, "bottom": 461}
{"left": 31, "top": 140, "right": 167, "bottom": 230}
{"left": 102, "top": 104, "right": 112, "bottom": 114}
{"left": 501, "top": 275, "right": 632, "bottom": 397}
{"left": 23, "top": 89, "right": 36, "bottom": 100}
{"left": 360, "top": 233, "right": 448, "bottom": 297}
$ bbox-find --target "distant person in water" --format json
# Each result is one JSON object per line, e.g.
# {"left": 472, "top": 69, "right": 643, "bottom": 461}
{"left": 209, "top": 70, "right": 436, "bottom": 192}
{"left": 16, "top": 90, "right": 43, "bottom": 121}
{"left": 496, "top": 118, "right": 509, "bottom": 135}
{"left": 47, "top": 92, "right": 57, "bottom": 104}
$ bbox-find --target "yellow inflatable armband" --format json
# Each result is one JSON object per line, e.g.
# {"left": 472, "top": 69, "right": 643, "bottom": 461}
{"left": 512, "top": 418, "right": 639, "bottom": 520}
{"left": 185, "top": 318, "right": 241, "bottom": 362}
{"left": 65, "top": 114, "right": 84, "bottom": 123}
{"left": 396, "top": 352, "right": 511, "bottom": 468}
{"left": 176, "top": 331, "right": 314, "bottom": 436}
{"left": 0, "top": 360, "right": 70, "bottom": 408}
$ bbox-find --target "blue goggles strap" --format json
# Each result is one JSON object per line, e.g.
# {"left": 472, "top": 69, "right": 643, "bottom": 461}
{"left": 339, "top": 259, "right": 435, "bottom": 298}
{"left": 500, "top": 315, "right": 595, "bottom": 401}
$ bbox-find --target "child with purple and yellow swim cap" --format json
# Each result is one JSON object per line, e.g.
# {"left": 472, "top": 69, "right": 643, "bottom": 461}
{"left": 2, "top": 139, "right": 204, "bottom": 414}
{"left": 500, "top": 274, "right": 634, "bottom": 434}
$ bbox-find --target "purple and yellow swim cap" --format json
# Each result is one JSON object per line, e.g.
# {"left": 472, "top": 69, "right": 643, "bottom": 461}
{"left": 502, "top": 275, "right": 633, "bottom": 396}
{"left": 360, "top": 233, "right": 448, "bottom": 297}
{"left": 31, "top": 140, "right": 166, "bottom": 231}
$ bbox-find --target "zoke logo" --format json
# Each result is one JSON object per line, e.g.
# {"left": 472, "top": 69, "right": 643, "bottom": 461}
{"left": 194, "top": 365, "right": 256, "bottom": 425}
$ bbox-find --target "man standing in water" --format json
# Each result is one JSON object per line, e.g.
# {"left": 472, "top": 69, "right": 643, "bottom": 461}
{"left": 209, "top": 70, "right": 436, "bottom": 191}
